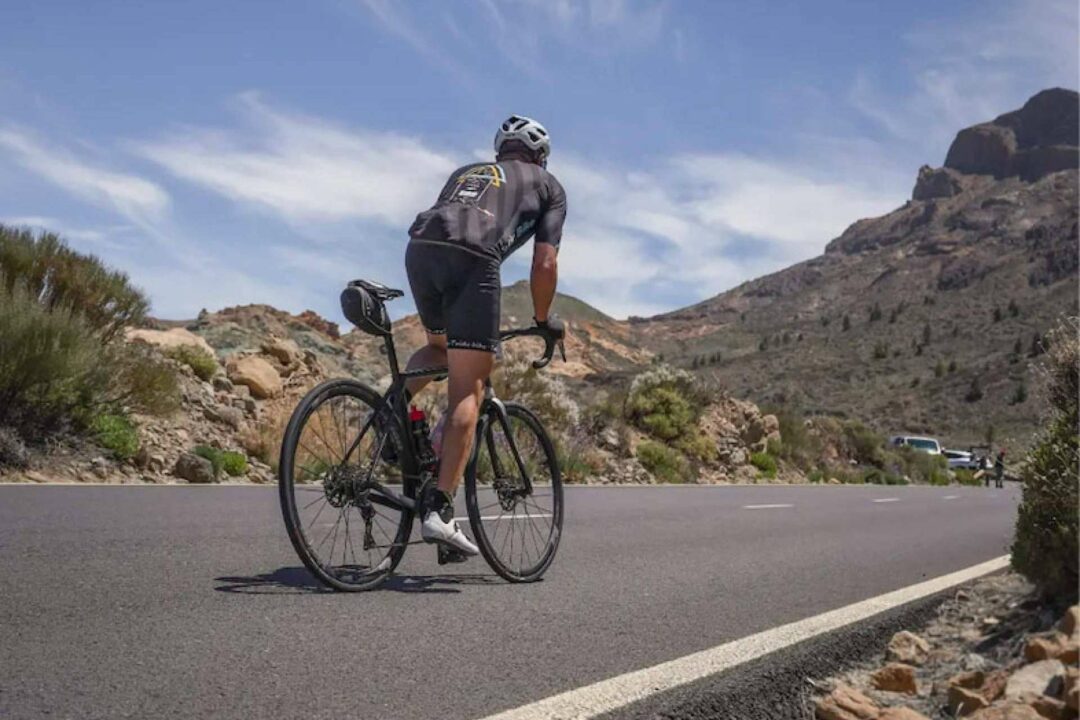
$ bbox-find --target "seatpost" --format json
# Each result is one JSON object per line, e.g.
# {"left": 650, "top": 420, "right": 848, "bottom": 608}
{"left": 384, "top": 335, "right": 400, "bottom": 381}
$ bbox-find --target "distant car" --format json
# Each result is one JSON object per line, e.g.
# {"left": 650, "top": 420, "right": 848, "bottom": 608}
{"left": 943, "top": 449, "right": 981, "bottom": 470}
{"left": 890, "top": 435, "right": 942, "bottom": 455}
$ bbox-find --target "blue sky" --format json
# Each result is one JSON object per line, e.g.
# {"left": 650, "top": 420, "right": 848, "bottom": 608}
{"left": 1, "top": 0, "right": 1076, "bottom": 321}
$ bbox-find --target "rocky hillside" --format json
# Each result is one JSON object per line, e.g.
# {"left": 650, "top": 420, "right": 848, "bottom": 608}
{"left": 634, "top": 88, "right": 1079, "bottom": 450}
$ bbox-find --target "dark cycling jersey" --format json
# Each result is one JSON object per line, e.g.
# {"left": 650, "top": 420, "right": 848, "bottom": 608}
{"left": 407, "top": 159, "right": 567, "bottom": 261}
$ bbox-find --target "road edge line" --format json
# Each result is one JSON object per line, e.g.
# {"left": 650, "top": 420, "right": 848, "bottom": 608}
{"left": 478, "top": 555, "right": 1010, "bottom": 720}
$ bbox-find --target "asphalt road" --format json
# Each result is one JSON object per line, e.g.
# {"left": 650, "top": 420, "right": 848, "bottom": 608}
{"left": 0, "top": 483, "right": 1019, "bottom": 720}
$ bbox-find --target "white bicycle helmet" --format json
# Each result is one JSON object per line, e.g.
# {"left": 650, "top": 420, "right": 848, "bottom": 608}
{"left": 494, "top": 115, "right": 550, "bottom": 162}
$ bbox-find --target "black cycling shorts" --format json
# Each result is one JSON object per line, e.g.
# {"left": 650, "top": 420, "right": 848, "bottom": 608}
{"left": 405, "top": 240, "right": 501, "bottom": 353}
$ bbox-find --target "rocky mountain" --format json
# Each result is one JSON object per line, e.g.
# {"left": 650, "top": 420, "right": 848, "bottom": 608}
{"left": 633, "top": 88, "right": 1079, "bottom": 449}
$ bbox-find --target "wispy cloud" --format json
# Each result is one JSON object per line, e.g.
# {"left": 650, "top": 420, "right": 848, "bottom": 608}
{"left": 0, "top": 215, "right": 133, "bottom": 250}
{"left": 136, "top": 94, "right": 457, "bottom": 228}
{"left": 360, "top": 0, "right": 669, "bottom": 78}
{"left": 849, "top": 0, "right": 1078, "bottom": 159}
{"left": 550, "top": 152, "right": 898, "bottom": 317}
{"left": 0, "top": 128, "right": 170, "bottom": 224}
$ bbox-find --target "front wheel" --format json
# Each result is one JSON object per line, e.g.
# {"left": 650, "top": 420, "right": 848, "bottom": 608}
{"left": 465, "top": 402, "right": 563, "bottom": 582}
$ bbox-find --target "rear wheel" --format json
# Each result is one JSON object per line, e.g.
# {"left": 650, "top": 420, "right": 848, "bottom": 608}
{"left": 279, "top": 379, "right": 414, "bottom": 591}
{"left": 465, "top": 402, "right": 563, "bottom": 582}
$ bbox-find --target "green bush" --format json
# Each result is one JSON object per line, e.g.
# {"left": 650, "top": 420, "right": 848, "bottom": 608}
{"left": 885, "top": 445, "right": 949, "bottom": 485}
{"left": 1012, "top": 318, "right": 1079, "bottom": 600}
{"left": 194, "top": 445, "right": 223, "bottom": 477}
{"left": 927, "top": 469, "right": 950, "bottom": 486}
{"left": 0, "top": 427, "right": 30, "bottom": 469}
{"left": 863, "top": 468, "right": 907, "bottom": 485}
{"left": 954, "top": 469, "right": 981, "bottom": 487}
{"left": 493, "top": 360, "right": 580, "bottom": 434}
{"left": 843, "top": 421, "right": 885, "bottom": 466}
{"left": 750, "top": 451, "right": 777, "bottom": 479}
{"left": 0, "top": 228, "right": 178, "bottom": 435}
{"left": 110, "top": 344, "right": 181, "bottom": 416}
{"left": 807, "top": 468, "right": 824, "bottom": 483}
{"left": 675, "top": 431, "right": 718, "bottom": 463}
{"left": 0, "top": 281, "right": 104, "bottom": 429}
{"left": 0, "top": 225, "right": 147, "bottom": 341}
{"left": 166, "top": 344, "right": 218, "bottom": 381}
{"left": 91, "top": 414, "right": 139, "bottom": 460}
{"left": 626, "top": 366, "right": 716, "bottom": 471}
{"left": 220, "top": 451, "right": 248, "bottom": 477}
{"left": 193, "top": 446, "right": 249, "bottom": 478}
{"left": 838, "top": 468, "right": 864, "bottom": 484}
{"left": 764, "top": 409, "right": 826, "bottom": 473}
{"left": 636, "top": 441, "right": 690, "bottom": 483}
{"left": 630, "top": 386, "right": 695, "bottom": 440}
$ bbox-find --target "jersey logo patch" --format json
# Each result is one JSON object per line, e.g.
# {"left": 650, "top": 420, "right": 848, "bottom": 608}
{"left": 450, "top": 165, "right": 504, "bottom": 204}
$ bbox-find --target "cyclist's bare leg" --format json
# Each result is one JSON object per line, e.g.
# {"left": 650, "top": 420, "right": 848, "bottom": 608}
{"left": 437, "top": 348, "right": 495, "bottom": 495}
{"left": 403, "top": 332, "right": 447, "bottom": 398}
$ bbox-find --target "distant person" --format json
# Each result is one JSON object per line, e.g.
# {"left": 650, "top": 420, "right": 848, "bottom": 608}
{"left": 398, "top": 115, "right": 567, "bottom": 561}
{"left": 994, "top": 450, "right": 1006, "bottom": 489}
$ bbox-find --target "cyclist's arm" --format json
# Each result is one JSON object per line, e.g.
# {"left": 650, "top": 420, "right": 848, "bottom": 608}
{"left": 531, "top": 243, "right": 558, "bottom": 323}
{"left": 531, "top": 177, "right": 566, "bottom": 323}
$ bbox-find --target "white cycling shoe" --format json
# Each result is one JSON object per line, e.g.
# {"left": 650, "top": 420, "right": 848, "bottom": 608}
{"left": 421, "top": 507, "right": 479, "bottom": 557}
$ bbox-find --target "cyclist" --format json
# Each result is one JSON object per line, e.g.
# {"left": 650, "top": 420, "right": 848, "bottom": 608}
{"left": 400, "top": 115, "right": 566, "bottom": 558}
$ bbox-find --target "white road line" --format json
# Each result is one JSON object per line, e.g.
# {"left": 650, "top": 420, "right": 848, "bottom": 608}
{"left": 479, "top": 555, "right": 1010, "bottom": 720}
{"left": 872, "top": 498, "right": 900, "bottom": 503}
{"left": 944, "top": 495, "right": 960, "bottom": 500}
{"left": 741, "top": 503, "right": 794, "bottom": 510}
{"left": 454, "top": 514, "right": 553, "bottom": 522}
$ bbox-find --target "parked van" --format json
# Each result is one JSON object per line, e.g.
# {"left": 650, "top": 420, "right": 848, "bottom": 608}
{"left": 889, "top": 435, "right": 942, "bottom": 455}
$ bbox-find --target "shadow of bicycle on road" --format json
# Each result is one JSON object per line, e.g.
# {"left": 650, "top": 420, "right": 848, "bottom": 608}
{"left": 214, "top": 567, "right": 501, "bottom": 595}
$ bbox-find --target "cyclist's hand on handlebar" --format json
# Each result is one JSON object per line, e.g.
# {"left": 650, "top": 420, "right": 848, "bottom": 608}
{"left": 534, "top": 315, "right": 565, "bottom": 339}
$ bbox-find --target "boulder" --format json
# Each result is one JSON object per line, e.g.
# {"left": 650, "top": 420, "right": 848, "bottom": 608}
{"left": 879, "top": 709, "right": 930, "bottom": 720}
{"left": 967, "top": 704, "right": 1043, "bottom": 720}
{"left": 887, "top": 631, "right": 931, "bottom": 665}
{"left": 949, "top": 670, "right": 1008, "bottom": 715}
{"left": 204, "top": 405, "right": 244, "bottom": 431}
{"left": 126, "top": 327, "right": 215, "bottom": 356}
{"left": 212, "top": 375, "right": 234, "bottom": 392}
{"left": 174, "top": 452, "right": 216, "bottom": 484}
{"left": 1019, "top": 692, "right": 1067, "bottom": 720}
{"left": 913, "top": 165, "right": 964, "bottom": 200}
{"left": 1006, "top": 660, "right": 1065, "bottom": 701}
{"left": 815, "top": 683, "right": 880, "bottom": 720}
{"left": 1010, "top": 145, "right": 1080, "bottom": 182}
{"left": 878, "top": 710, "right": 926, "bottom": 720}
{"left": 944, "top": 88, "right": 1078, "bottom": 181}
{"left": 1024, "top": 632, "right": 1076, "bottom": 663}
{"left": 946, "top": 123, "right": 1017, "bottom": 177}
{"left": 262, "top": 337, "right": 304, "bottom": 365}
{"left": 949, "top": 685, "right": 989, "bottom": 716}
{"left": 226, "top": 356, "right": 282, "bottom": 399}
{"left": 871, "top": 663, "right": 918, "bottom": 694}
{"left": 982, "top": 670, "right": 1011, "bottom": 703}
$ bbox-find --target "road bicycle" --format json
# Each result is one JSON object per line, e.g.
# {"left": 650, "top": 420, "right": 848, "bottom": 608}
{"left": 278, "top": 279, "right": 566, "bottom": 591}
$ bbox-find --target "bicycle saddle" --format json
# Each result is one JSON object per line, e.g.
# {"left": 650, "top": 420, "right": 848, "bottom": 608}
{"left": 347, "top": 279, "right": 404, "bottom": 301}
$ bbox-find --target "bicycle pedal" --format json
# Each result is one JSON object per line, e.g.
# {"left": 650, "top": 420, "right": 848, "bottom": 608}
{"left": 437, "top": 545, "right": 470, "bottom": 565}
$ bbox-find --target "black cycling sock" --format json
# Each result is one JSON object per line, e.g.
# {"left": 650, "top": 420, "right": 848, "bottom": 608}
{"left": 422, "top": 486, "right": 454, "bottom": 520}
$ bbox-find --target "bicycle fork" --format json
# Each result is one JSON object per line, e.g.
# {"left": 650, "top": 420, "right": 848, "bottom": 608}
{"left": 471, "top": 383, "right": 536, "bottom": 497}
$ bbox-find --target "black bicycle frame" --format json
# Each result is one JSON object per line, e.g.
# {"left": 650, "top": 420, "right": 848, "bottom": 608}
{"left": 338, "top": 329, "right": 543, "bottom": 514}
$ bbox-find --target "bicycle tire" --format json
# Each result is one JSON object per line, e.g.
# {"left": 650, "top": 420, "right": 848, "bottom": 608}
{"left": 279, "top": 378, "right": 415, "bottom": 591}
{"left": 464, "top": 402, "right": 563, "bottom": 582}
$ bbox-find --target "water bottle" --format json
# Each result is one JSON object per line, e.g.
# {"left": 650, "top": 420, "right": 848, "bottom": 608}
{"left": 409, "top": 406, "right": 437, "bottom": 471}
